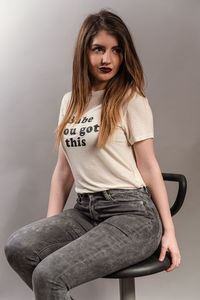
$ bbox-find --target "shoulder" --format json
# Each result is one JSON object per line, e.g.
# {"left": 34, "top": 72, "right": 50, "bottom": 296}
{"left": 128, "top": 91, "right": 149, "bottom": 107}
{"left": 59, "top": 91, "right": 72, "bottom": 113}
{"left": 58, "top": 91, "right": 72, "bottom": 125}
{"left": 60, "top": 91, "right": 72, "bottom": 107}
{"left": 122, "top": 91, "right": 151, "bottom": 116}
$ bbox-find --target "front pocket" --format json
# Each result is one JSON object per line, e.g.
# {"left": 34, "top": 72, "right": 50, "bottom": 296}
{"left": 107, "top": 190, "right": 149, "bottom": 214}
{"left": 104, "top": 214, "right": 153, "bottom": 239}
{"left": 107, "top": 189, "right": 146, "bottom": 203}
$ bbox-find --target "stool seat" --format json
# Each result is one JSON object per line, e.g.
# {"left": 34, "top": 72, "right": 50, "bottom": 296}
{"left": 103, "top": 250, "right": 171, "bottom": 278}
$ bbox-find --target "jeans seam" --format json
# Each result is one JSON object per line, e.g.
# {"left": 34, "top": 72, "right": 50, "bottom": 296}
{"left": 103, "top": 221, "right": 129, "bottom": 238}
{"left": 37, "top": 241, "right": 70, "bottom": 258}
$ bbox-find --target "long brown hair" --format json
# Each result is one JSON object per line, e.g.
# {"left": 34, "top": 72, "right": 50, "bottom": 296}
{"left": 55, "top": 9, "right": 146, "bottom": 150}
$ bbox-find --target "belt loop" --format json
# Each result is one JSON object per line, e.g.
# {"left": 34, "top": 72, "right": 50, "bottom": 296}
{"left": 102, "top": 190, "right": 112, "bottom": 200}
{"left": 78, "top": 193, "right": 86, "bottom": 200}
{"left": 77, "top": 193, "right": 82, "bottom": 200}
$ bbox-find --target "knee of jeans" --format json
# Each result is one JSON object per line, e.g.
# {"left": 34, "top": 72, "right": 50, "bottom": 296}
{"left": 4, "top": 230, "right": 32, "bottom": 265}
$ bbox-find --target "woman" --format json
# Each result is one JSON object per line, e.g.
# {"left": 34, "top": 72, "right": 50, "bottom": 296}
{"left": 4, "top": 9, "right": 181, "bottom": 300}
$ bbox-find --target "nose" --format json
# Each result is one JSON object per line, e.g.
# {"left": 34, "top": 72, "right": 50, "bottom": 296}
{"left": 102, "top": 50, "right": 111, "bottom": 64}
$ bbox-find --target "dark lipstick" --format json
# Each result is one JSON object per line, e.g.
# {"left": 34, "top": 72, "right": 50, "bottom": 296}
{"left": 99, "top": 67, "right": 112, "bottom": 73}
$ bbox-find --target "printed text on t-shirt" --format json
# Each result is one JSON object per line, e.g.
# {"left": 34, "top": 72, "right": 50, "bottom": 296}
{"left": 63, "top": 115, "right": 99, "bottom": 147}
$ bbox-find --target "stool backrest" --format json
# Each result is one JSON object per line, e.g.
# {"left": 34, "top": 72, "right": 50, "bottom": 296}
{"left": 162, "top": 173, "right": 187, "bottom": 216}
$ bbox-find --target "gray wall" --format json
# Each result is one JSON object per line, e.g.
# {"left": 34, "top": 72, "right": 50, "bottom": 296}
{"left": 1, "top": 0, "right": 199, "bottom": 299}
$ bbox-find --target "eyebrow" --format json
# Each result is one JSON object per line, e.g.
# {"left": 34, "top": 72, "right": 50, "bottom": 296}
{"left": 91, "top": 43, "right": 120, "bottom": 48}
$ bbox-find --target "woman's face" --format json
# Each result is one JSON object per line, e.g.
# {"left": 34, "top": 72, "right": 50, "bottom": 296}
{"left": 87, "top": 30, "right": 123, "bottom": 91}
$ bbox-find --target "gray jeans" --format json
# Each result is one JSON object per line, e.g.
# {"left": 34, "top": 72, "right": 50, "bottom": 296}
{"left": 4, "top": 186, "right": 163, "bottom": 300}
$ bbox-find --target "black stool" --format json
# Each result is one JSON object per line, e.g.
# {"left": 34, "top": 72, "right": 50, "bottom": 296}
{"left": 103, "top": 173, "right": 187, "bottom": 300}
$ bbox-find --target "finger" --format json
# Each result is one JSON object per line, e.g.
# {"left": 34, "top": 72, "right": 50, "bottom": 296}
{"left": 176, "top": 254, "right": 181, "bottom": 267}
{"left": 166, "top": 253, "right": 179, "bottom": 272}
{"left": 167, "top": 260, "right": 180, "bottom": 271}
{"left": 178, "top": 254, "right": 181, "bottom": 264}
{"left": 159, "top": 246, "right": 167, "bottom": 261}
{"left": 166, "top": 263, "right": 176, "bottom": 272}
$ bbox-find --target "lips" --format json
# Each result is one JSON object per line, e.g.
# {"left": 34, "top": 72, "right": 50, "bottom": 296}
{"left": 99, "top": 67, "right": 112, "bottom": 73}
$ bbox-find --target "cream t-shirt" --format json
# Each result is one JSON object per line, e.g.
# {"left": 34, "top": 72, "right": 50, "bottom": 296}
{"left": 58, "top": 89, "right": 154, "bottom": 193}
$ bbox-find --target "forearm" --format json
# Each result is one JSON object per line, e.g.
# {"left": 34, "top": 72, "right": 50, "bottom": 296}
{"left": 138, "top": 158, "right": 175, "bottom": 233}
{"left": 46, "top": 167, "right": 74, "bottom": 218}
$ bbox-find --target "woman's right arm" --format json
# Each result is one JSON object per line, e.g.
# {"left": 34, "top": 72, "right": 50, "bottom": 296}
{"left": 46, "top": 144, "right": 74, "bottom": 218}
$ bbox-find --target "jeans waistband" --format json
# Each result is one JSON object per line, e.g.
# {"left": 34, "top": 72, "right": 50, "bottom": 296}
{"left": 77, "top": 186, "right": 151, "bottom": 198}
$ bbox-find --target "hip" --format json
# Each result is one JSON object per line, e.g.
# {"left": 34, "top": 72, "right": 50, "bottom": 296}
{"left": 75, "top": 186, "right": 163, "bottom": 230}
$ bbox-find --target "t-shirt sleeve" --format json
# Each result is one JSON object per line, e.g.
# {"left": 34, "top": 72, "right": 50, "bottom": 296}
{"left": 57, "top": 92, "right": 71, "bottom": 125}
{"left": 123, "top": 93, "right": 154, "bottom": 145}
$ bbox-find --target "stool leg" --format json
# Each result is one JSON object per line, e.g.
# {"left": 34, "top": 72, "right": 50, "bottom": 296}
{"left": 119, "top": 278, "right": 136, "bottom": 300}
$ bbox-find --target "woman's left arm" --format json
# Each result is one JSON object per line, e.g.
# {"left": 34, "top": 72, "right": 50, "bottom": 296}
{"left": 133, "top": 138, "right": 181, "bottom": 272}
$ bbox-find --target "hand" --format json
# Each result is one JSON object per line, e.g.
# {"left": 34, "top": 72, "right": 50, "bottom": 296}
{"left": 159, "top": 230, "right": 181, "bottom": 272}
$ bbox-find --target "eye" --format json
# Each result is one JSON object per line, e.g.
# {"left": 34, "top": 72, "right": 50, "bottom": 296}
{"left": 113, "top": 48, "right": 122, "bottom": 54}
{"left": 91, "top": 46, "right": 122, "bottom": 54}
{"left": 92, "top": 47, "right": 103, "bottom": 52}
